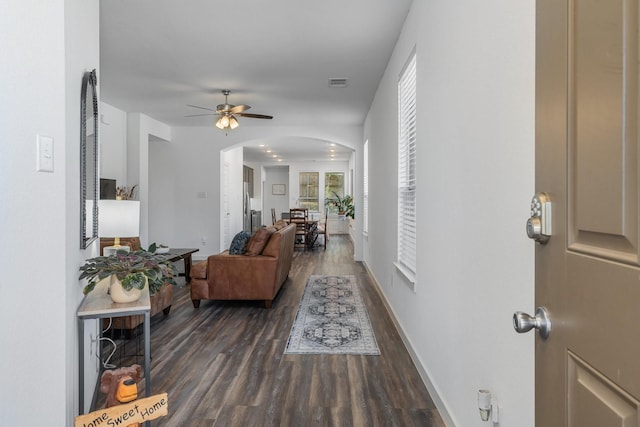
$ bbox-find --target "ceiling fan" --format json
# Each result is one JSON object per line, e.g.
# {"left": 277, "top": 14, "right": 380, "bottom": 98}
{"left": 186, "top": 89, "right": 273, "bottom": 131}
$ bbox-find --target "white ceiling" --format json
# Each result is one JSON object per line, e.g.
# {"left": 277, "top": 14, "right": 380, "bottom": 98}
{"left": 100, "top": 0, "right": 412, "bottom": 162}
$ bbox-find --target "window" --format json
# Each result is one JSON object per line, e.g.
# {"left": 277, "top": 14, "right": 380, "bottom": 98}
{"left": 363, "top": 140, "right": 369, "bottom": 235}
{"left": 324, "top": 172, "right": 344, "bottom": 214}
{"left": 299, "top": 172, "right": 319, "bottom": 211}
{"left": 397, "top": 52, "right": 416, "bottom": 278}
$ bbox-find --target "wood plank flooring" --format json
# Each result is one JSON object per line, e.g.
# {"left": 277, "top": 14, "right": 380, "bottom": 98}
{"left": 103, "top": 235, "right": 445, "bottom": 427}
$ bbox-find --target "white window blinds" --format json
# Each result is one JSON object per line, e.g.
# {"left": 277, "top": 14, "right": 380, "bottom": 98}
{"left": 397, "top": 53, "right": 417, "bottom": 276}
{"left": 363, "top": 140, "right": 369, "bottom": 235}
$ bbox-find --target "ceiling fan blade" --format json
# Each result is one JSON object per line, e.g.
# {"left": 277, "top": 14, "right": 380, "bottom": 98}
{"left": 237, "top": 113, "right": 273, "bottom": 119}
{"left": 187, "top": 104, "right": 216, "bottom": 112}
{"left": 230, "top": 104, "right": 251, "bottom": 114}
{"left": 185, "top": 113, "right": 216, "bottom": 117}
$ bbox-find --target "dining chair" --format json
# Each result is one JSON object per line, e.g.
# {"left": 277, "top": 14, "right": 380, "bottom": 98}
{"left": 271, "top": 208, "right": 277, "bottom": 225}
{"left": 290, "top": 208, "right": 308, "bottom": 249}
{"left": 316, "top": 208, "right": 328, "bottom": 250}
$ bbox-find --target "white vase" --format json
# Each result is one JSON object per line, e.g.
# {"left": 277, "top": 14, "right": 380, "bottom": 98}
{"left": 109, "top": 275, "right": 144, "bottom": 303}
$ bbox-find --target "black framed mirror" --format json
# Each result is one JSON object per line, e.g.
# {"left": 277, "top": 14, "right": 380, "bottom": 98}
{"left": 80, "top": 69, "right": 99, "bottom": 249}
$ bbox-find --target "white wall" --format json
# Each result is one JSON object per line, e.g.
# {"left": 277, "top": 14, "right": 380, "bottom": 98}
{"left": 67, "top": 0, "right": 102, "bottom": 413}
{"left": 222, "top": 145, "right": 244, "bottom": 246}
{"left": 0, "top": 0, "right": 99, "bottom": 424}
{"left": 264, "top": 166, "right": 290, "bottom": 222}
{"left": 363, "top": 1, "right": 535, "bottom": 426}
{"left": 127, "top": 113, "right": 171, "bottom": 247}
{"left": 100, "top": 102, "right": 127, "bottom": 183}
{"left": 149, "top": 138, "right": 176, "bottom": 248}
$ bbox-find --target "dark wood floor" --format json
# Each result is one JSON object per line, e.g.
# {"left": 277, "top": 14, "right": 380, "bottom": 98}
{"left": 104, "top": 235, "right": 445, "bottom": 427}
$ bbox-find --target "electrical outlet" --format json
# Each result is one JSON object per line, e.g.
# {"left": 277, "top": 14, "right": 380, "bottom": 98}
{"left": 201, "top": 236, "right": 207, "bottom": 245}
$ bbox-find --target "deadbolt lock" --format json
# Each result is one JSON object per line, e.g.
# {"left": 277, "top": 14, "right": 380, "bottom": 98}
{"left": 526, "top": 192, "right": 552, "bottom": 244}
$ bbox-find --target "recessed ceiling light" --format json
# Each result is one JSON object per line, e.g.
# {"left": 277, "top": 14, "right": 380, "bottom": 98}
{"left": 272, "top": 155, "right": 277, "bottom": 158}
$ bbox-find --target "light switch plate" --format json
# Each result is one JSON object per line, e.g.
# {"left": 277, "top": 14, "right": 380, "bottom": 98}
{"left": 37, "top": 134, "right": 54, "bottom": 172}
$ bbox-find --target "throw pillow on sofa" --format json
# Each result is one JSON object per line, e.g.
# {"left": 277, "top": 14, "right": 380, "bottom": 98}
{"left": 229, "top": 230, "right": 251, "bottom": 254}
{"left": 245, "top": 227, "right": 276, "bottom": 256}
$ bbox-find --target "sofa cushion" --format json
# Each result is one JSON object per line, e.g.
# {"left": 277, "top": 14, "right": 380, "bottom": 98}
{"left": 245, "top": 227, "right": 276, "bottom": 256}
{"left": 229, "top": 230, "right": 251, "bottom": 255}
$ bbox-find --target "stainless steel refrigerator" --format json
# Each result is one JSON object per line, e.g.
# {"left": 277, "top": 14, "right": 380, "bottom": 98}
{"left": 243, "top": 183, "right": 251, "bottom": 232}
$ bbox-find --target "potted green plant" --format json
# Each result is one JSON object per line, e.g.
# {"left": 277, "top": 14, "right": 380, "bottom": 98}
{"left": 325, "top": 191, "right": 355, "bottom": 219}
{"left": 80, "top": 249, "right": 178, "bottom": 303}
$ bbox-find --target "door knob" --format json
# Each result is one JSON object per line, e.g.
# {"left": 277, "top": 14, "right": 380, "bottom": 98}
{"left": 513, "top": 306, "right": 551, "bottom": 339}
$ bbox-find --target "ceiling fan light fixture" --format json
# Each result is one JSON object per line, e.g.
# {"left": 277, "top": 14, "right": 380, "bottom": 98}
{"left": 189, "top": 90, "right": 270, "bottom": 132}
{"left": 216, "top": 115, "right": 234, "bottom": 130}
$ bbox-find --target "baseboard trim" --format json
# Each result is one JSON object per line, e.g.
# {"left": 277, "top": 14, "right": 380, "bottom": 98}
{"left": 362, "top": 261, "right": 457, "bottom": 427}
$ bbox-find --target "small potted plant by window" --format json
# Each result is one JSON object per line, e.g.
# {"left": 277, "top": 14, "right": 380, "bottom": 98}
{"left": 325, "top": 191, "right": 355, "bottom": 219}
{"left": 80, "top": 250, "right": 178, "bottom": 303}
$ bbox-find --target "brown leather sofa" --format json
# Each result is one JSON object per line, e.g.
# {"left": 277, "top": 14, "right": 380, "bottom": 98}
{"left": 190, "top": 223, "right": 295, "bottom": 308}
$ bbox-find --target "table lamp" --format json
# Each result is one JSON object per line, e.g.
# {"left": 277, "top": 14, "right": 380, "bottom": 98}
{"left": 99, "top": 200, "right": 140, "bottom": 256}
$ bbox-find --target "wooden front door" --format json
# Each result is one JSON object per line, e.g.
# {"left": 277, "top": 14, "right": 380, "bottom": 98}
{"left": 534, "top": 0, "right": 640, "bottom": 425}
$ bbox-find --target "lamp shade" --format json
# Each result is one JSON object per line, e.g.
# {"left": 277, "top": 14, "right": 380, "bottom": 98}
{"left": 98, "top": 200, "right": 140, "bottom": 238}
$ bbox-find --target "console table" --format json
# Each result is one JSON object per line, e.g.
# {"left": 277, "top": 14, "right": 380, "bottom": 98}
{"left": 77, "top": 284, "right": 151, "bottom": 419}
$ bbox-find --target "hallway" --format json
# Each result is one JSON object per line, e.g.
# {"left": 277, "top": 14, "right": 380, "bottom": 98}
{"left": 115, "top": 235, "right": 445, "bottom": 426}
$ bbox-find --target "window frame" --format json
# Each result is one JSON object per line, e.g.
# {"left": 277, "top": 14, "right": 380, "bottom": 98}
{"left": 396, "top": 51, "right": 417, "bottom": 283}
{"left": 363, "top": 140, "right": 369, "bottom": 235}
{"left": 299, "top": 171, "right": 319, "bottom": 211}
{"left": 324, "top": 172, "right": 345, "bottom": 214}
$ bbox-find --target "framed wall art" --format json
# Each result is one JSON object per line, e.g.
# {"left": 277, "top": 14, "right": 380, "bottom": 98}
{"left": 272, "top": 184, "right": 286, "bottom": 195}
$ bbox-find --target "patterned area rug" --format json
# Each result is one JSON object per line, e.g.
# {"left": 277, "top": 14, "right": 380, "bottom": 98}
{"left": 285, "top": 275, "right": 380, "bottom": 355}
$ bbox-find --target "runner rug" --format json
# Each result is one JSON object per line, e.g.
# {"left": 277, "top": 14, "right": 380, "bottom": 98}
{"left": 285, "top": 275, "right": 380, "bottom": 355}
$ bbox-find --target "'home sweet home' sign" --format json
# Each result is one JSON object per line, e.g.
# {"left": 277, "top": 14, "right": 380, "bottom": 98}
{"left": 74, "top": 393, "right": 168, "bottom": 427}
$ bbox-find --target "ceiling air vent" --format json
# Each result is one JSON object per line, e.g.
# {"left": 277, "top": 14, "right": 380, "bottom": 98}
{"left": 329, "top": 78, "right": 348, "bottom": 88}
